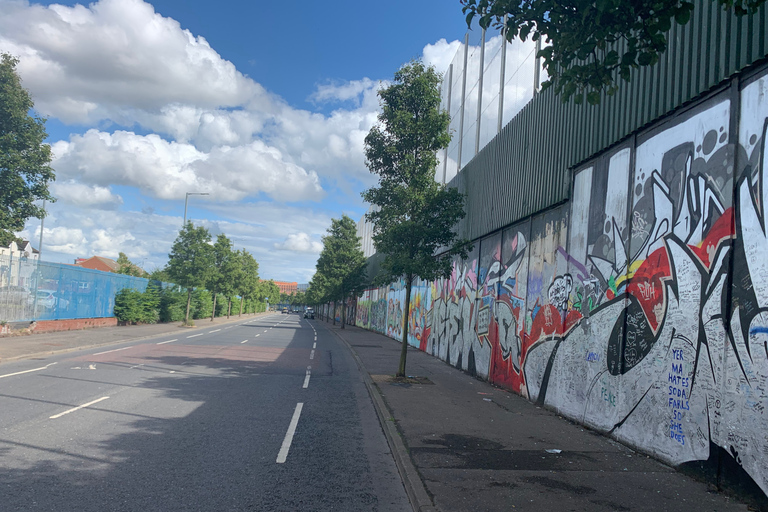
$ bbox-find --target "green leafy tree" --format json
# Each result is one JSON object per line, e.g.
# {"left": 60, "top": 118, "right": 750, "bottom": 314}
{"left": 462, "top": 0, "right": 766, "bottom": 104}
{"left": 363, "top": 60, "right": 471, "bottom": 378}
{"left": 315, "top": 215, "right": 367, "bottom": 329}
{"left": 116, "top": 252, "right": 144, "bottom": 277}
{"left": 222, "top": 249, "right": 243, "bottom": 317}
{"left": 165, "top": 222, "right": 214, "bottom": 325}
{"left": 206, "top": 234, "right": 233, "bottom": 321}
{"left": 237, "top": 249, "right": 260, "bottom": 316}
{"left": 0, "top": 53, "right": 55, "bottom": 246}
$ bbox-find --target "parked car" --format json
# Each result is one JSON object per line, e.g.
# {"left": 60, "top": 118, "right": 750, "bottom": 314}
{"left": 33, "top": 289, "right": 69, "bottom": 310}
{"left": 304, "top": 308, "right": 314, "bottom": 319}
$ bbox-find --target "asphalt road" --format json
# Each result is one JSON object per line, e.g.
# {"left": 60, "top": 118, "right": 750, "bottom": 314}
{"left": 0, "top": 313, "right": 410, "bottom": 511}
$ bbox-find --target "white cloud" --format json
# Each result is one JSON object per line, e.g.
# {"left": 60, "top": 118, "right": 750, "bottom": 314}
{"left": 50, "top": 180, "right": 123, "bottom": 209}
{"left": 274, "top": 232, "right": 323, "bottom": 254}
{"left": 422, "top": 38, "right": 463, "bottom": 76}
{"left": 309, "top": 78, "right": 378, "bottom": 106}
{"left": 51, "top": 129, "right": 324, "bottom": 202}
{"left": 0, "top": 0, "right": 265, "bottom": 124}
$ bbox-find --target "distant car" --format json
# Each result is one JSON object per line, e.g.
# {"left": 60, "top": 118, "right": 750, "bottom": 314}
{"left": 304, "top": 308, "right": 314, "bottom": 319}
{"left": 282, "top": 307, "right": 289, "bottom": 314}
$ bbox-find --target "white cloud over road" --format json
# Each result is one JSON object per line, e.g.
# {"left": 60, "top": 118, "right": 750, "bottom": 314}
{"left": 0, "top": 0, "right": 466, "bottom": 280}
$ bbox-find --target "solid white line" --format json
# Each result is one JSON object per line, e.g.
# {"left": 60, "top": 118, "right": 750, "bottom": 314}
{"left": 187, "top": 333, "right": 204, "bottom": 338}
{"left": 157, "top": 339, "right": 177, "bottom": 345}
{"left": 209, "top": 329, "right": 221, "bottom": 333}
{"left": 50, "top": 396, "right": 109, "bottom": 419}
{"left": 241, "top": 339, "right": 248, "bottom": 344}
{"left": 303, "top": 369, "right": 311, "bottom": 389}
{"left": 276, "top": 403, "right": 304, "bottom": 463}
{"left": 310, "top": 349, "right": 315, "bottom": 360}
{"left": 93, "top": 346, "right": 131, "bottom": 356}
{"left": 312, "top": 342, "right": 316, "bottom": 349}
{"left": 0, "top": 362, "right": 57, "bottom": 379}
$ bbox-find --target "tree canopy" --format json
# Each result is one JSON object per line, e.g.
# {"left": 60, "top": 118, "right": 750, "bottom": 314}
{"left": 363, "top": 60, "right": 470, "bottom": 376}
{"left": 462, "top": 0, "right": 766, "bottom": 104}
{"left": 165, "top": 222, "right": 214, "bottom": 325}
{"left": 0, "top": 53, "right": 54, "bottom": 246}
{"left": 314, "top": 214, "right": 367, "bottom": 328}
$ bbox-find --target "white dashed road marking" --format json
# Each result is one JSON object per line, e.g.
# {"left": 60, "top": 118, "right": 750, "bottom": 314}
{"left": 157, "top": 339, "right": 177, "bottom": 345}
{"left": 276, "top": 403, "right": 304, "bottom": 463}
{"left": 50, "top": 396, "right": 110, "bottom": 419}
{"left": 93, "top": 347, "right": 131, "bottom": 356}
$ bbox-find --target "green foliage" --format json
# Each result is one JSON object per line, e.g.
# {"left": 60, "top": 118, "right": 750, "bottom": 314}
{"left": 314, "top": 215, "right": 367, "bottom": 325}
{"left": 363, "top": 61, "right": 471, "bottom": 286}
{"left": 165, "top": 222, "right": 214, "bottom": 324}
{"left": 236, "top": 249, "right": 260, "bottom": 314}
{"left": 462, "top": 0, "right": 767, "bottom": 104}
{"left": 363, "top": 61, "right": 471, "bottom": 375}
{"left": 114, "top": 284, "right": 160, "bottom": 325}
{"left": 159, "top": 287, "right": 186, "bottom": 323}
{"left": 0, "top": 53, "right": 55, "bottom": 246}
{"left": 191, "top": 288, "right": 212, "bottom": 319}
{"left": 115, "top": 252, "right": 145, "bottom": 277}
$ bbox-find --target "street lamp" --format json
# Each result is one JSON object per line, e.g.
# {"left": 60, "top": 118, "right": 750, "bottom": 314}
{"left": 183, "top": 192, "right": 209, "bottom": 226}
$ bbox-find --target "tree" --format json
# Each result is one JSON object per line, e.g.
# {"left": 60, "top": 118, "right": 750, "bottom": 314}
{"left": 314, "top": 215, "right": 367, "bottom": 329}
{"left": 206, "top": 234, "right": 234, "bottom": 321}
{"left": 462, "top": 0, "right": 766, "bottom": 104}
{"left": 116, "top": 252, "right": 144, "bottom": 277}
{"left": 363, "top": 61, "right": 471, "bottom": 377}
{"left": 165, "top": 222, "right": 214, "bottom": 326}
{"left": 235, "top": 249, "right": 259, "bottom": 316}
{"left": 0, "top": 53, "right": 55, "bottom": 246}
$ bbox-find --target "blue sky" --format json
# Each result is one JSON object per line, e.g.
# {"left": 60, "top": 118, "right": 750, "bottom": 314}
{"left": 0, "top": 0, "right": 471, "bottom": 282}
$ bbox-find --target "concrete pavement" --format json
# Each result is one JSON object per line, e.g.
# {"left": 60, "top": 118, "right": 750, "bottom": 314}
{"left": 323, "top": 321, "right": 753, "bottom": 512}
{"left": 0, "top": 314, "right": 756, "bottom": 511}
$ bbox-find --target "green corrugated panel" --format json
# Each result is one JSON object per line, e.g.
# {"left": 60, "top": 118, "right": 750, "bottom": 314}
{"left": 451, "top": 0, "right": 768, "bottom": 243}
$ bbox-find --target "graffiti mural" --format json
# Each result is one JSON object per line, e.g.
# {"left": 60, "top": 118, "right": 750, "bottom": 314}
{"left": 352, "top": 68, "right": 768, "bottom": 498}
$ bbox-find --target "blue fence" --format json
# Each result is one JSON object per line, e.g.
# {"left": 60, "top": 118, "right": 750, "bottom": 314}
{"left": 0, "top": 254, "right": 170, "bottom": 322}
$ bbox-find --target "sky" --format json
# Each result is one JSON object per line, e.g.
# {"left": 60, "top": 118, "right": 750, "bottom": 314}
{"left": 0, "top": 0, "right": 473, "bottom": 283}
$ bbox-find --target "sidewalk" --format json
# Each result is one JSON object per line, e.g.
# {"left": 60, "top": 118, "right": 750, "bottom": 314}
{"left": 325, "top": 322, "right": 752, "bottom": 512}
{"left": 0, "top": 312, "right": 269, "bottom": 363}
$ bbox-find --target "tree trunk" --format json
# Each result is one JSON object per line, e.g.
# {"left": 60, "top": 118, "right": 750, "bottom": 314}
{"left": 397, "top": 276, "right": 413, "bottom": 378}
{"left": 332, "top": 301, "right": 336, "bottom": 326}
{"left": 211, "top": 293, "right": 217, "bottom": 321}
{"left": 341, "top": 295, "right": 346, "bottom": 329}
{"left": 185, "top": 288, "right": 193, "bottom": 325}
{"left": 227, "top": 299, "right": 232, "bottom": 318}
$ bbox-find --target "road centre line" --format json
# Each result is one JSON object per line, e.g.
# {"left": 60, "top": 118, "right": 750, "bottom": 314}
{"left": 0, "top": 362, "right": 57, "bottom": 379}
{"left": 93, "top": 346, "right": 132, "bottom": 356}
{"left": 241, "top": 339, "right": 248, "bottom": 344}
{"left": 310, "top": 349, "right": 315, "bottom": 360}
{"left": 276, "top": 402, "right": 304, "bottom": 463}
{"left": 50, "top": 396, "right": 110, "bottom": 419}
{"left": 254, "top": 334, "right": 260, "bottom": 337}
{"left": 187, "top": 333, "right": 204, "bottom": 338}
{"left": 313, "top": 342, "right": 316, "bottom": 349}
{"left": 209, "top": 329, "right": 221, "bottom": 333}
{"left": 264, "top": 330, "right": 268, "bottom": 333}
{"left": 157, "top": 339, "right": 177, "bottom": 345}
{"left": 303, "top": 369, "right": 311, "bottom": 388}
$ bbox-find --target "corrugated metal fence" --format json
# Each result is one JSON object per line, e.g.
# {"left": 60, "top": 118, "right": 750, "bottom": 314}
{"left": 450, "top": 0, "right": 768, "bottom": 244}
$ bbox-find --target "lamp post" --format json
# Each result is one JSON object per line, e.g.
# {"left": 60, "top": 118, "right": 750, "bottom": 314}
{"left": 183, "top": 192, "right": 209, "bottom": 226}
